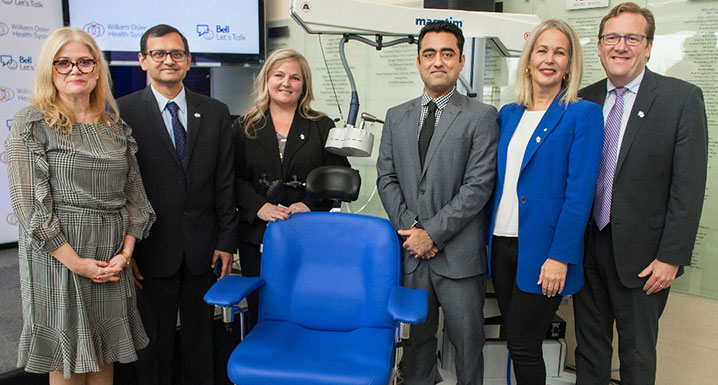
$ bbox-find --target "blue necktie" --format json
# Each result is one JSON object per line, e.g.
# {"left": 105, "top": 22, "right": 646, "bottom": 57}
{"left": 166, "top": 101, "right": 186, "bottom": 167}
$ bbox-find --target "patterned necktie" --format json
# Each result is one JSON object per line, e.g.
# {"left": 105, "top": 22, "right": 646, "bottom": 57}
{"left": 419, "top": 101, "right": 437, "bottom": 168}
{"left": 166, "top": 101, "right": 186, "bottom": 167}
{"left": 593, "top": 87, "right": 627, "bottom": 230}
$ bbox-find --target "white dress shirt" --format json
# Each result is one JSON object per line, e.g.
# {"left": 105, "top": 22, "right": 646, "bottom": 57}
{"left": 150, "top": 84, "right": 188, "bottom": 147}
{"left": 603, "top": 69, "right": 645, "bottom": 158}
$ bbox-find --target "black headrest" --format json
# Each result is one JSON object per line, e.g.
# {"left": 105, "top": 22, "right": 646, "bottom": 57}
{"left": 305, "top": 166, "right": 361, "bottom": 202}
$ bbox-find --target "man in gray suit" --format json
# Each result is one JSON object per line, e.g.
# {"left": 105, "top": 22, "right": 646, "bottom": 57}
{"left": 377, "top": 21, "right": 498, "bottom": 385}
{"left": 574, "top": 3, "right": 707, "bottom": 384}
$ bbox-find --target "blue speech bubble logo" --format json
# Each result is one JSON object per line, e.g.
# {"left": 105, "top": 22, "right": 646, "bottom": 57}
{"left": 196, "top": 24, "right": 214, "bottom": 40}
{"left": 0, "top": 55, "right": 17, "bottom": 70}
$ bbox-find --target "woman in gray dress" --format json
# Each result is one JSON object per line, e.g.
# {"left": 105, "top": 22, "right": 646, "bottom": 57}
{"left": 5, "top": 27, "right": 155, "bottom": 384}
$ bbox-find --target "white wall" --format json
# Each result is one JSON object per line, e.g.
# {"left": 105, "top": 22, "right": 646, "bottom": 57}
{"left": 264, "top": 1, "right": 718, "bottom": 383}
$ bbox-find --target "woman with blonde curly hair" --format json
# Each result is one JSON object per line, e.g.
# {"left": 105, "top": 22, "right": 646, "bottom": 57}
{"left": 6, "top": 27, "right": 155, "bottom": 384}
{"left": 234, "top": 48, "right": 349, "bottom": 332}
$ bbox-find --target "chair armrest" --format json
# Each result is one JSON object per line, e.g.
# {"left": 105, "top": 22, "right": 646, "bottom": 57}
{"left": 203, "top": 276, "right": 265, "bottom": 307}
{"left": 388, "top": 286, "right": 427, "bottom": 324}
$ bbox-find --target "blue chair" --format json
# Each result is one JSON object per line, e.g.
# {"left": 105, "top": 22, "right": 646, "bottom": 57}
{"left": 204, "top": 212, "right": 427, "bottom": 385}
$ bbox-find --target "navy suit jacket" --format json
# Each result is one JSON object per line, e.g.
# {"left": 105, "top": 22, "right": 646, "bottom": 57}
{"left": 118, "top": 87, "right": 237, "bottom": 278}
{"left": 488, "top": 96, "right": 603, "bottom": 295}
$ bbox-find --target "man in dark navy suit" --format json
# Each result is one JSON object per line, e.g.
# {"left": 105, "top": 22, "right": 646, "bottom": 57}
{"left": 118, "top": 24, "right": 236, "bottom": 385}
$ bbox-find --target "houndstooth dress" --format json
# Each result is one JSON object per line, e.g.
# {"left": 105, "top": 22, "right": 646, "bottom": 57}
{"left": 6, "top": 106, "right": 156, "bottom": 378}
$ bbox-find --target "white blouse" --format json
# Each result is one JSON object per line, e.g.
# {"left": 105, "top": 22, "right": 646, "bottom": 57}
{"left": 493, "top": 109, "right": 546, "bottom": 237}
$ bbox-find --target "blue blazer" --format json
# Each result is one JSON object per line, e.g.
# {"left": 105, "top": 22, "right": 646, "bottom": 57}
{"left": 488, "top": 96, "right": 604, "bottom": 295}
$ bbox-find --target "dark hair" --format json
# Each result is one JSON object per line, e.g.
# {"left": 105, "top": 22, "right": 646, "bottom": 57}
{"left": 599, "top": 2, "right": 655, "bottom": 41}
{"left": 140, "top": 24, "right": 190, "bottom": 54}
{"left": 417, "top": 20, "right": 465, "bottom": 57}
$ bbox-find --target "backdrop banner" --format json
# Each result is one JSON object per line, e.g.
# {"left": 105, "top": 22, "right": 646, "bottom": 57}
{"left": 0, "top": 0, "right": 63, "bottom": 243}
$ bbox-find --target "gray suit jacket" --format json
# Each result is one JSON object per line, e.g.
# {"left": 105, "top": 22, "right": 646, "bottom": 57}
{"left": 580, "top": 68, "right": 707, "bottom": 288}
{"left": 377, "top": 91, "right": 499, "bottom": 279}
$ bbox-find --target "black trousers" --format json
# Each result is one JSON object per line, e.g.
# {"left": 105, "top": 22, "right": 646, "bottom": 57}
{"left": 134, "top": 260, "right": 216, "bottom": 385}
{"left": 491, "top": 236, "right": 562, "bottom": 385}
{"left": 237, "top": 241, "right": 261, "bottom": 334}
{"left": 574, "top": 223, "right": 669, "bottom": 385}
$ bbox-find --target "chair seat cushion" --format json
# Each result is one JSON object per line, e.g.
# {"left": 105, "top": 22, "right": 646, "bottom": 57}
{"left": 227, "top": 320, "right": 395, "bottom": 385}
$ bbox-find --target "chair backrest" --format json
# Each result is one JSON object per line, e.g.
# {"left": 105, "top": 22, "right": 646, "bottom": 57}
{"left": 259, "top": 212, "right": 401, "bottom": 331}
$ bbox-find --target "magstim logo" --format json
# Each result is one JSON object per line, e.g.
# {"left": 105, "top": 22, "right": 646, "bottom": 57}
{"left": 0, "top": 85, "right": 14, "bottom": 102}
{"left": 84, "top": 22, "right": 105, "bottom": 38}
{"left": 415, "top": 17, "right": 463, "bottom": 28}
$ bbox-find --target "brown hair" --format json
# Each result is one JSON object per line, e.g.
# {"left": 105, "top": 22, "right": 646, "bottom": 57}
{"left": 598, "top": 2, "right": 656, "bottom": 41}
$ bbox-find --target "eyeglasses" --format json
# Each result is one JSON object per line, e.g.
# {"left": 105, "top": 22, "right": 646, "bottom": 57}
{"left": 53, "top": 58, "right": 96, "bottom": 75}
{"left": 144, "top": 50, "right": 189, "bottom": 62}
{"left": 600, "top": 33, "right": 647, "bottom": 46}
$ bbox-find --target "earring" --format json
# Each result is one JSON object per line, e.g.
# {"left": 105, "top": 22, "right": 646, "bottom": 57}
{"left": 563, "top": 73, "right": 570, "bottom": 82}
{"left": 525, "top": 68, "right": 531, "bottom": 77}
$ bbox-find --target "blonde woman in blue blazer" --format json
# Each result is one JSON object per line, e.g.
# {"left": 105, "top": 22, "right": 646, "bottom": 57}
{"left": 488, "top": 19, "right": 603, "bottom": 385}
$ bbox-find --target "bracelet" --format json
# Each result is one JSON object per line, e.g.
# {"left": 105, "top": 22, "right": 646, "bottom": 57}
{"left": 119, "top": 251, "right": 131, "bottom": 267}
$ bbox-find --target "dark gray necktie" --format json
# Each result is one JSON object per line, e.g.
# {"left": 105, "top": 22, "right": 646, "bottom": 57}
{"left": 419, "top": 101, "right": 437, "bottom": 167}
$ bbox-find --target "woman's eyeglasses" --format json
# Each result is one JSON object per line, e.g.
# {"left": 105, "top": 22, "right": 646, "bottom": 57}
{"left": 53, "top": 58, "right": 96, "bottom": 75}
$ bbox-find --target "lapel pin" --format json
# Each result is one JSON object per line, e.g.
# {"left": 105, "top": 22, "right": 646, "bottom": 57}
{"left": 300, "top": 134, "right": 305, "bottom": 140}
{"left": 536, "top": 137, "right": 541, "bottom": 143}
{"left": 194, "top": 113, "right": 201, "bottom": 118}
{"left": 637, "top": 111, "right": 645, "bottom": 118}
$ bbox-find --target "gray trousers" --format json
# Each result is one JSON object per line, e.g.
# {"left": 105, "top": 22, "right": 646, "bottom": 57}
{"left": 401, "top": 261, "right": 486, "bottom": 385}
